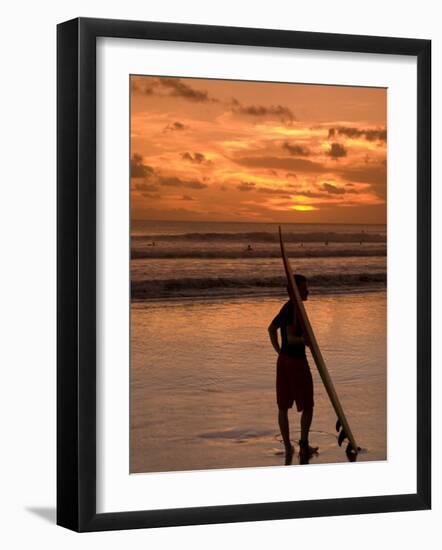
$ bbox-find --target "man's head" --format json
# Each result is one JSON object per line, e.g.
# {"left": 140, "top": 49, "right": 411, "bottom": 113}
{"left": 287, "top": 274, "right": 309, "bottom": 301}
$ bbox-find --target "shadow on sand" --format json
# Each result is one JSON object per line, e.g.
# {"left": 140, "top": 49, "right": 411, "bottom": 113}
{"left": 285, "top": 444, "right": 359, "bottom": 466}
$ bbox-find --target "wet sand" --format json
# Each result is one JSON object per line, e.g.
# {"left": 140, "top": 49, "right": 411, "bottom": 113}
{"left": 130, "top": 290, "right": 386, "bottom": 473}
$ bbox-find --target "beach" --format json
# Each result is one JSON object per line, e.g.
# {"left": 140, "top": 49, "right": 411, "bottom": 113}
{"left": 130, "top": 221, "right": 386, "bottom": 473}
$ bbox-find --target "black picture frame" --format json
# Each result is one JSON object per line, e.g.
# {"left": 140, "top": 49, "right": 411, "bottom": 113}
{"left": 57, "top": 17, "right": 431, "bottom": 532}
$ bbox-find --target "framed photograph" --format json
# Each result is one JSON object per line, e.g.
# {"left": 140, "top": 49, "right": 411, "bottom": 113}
{"left": 57, "top": 17, "right": 431, "bottom": 532}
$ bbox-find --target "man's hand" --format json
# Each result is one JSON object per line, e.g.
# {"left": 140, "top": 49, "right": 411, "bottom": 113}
{"left": 300, "top": 335, "right": 310, "bottom": 348}
{"left": 303, "top": 335, "right": 312, "bottom": 348}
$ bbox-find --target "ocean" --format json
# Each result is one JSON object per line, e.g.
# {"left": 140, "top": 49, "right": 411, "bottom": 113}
{"left": 130, "top": 221, "right": 387, "bottom": 473}
{"left": 131, "top": 220, "right": 386, "bottom": 300}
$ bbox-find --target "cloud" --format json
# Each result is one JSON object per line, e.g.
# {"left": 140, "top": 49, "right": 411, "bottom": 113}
{"left": 328, "top": 126, "right": 387, "bottom": 142}
{"left": 134, "top": 182, "right": 160, "bottom": 192}
{"left": 131, "top": 159, "right": 207, "bottom": 190}
{"left": 131, "top": 78, "right": 155, "bottom": 95}
{"left": 323, "top": 182, "right": 346, "bottom": 195}
{"left": 159, "top": 78, "right": 216, "bottom": 103}
{"left": 237, "top": 182, "right": 256, "bottom": 192}
{"left": 164, "top": 121, "right": 187, "bottom": 132}
{"left": 337, "top": 164, "right": 386, "bottom": 199}
{"left": 158, "top": 175, "right": 208, "bottom": 189}
{"left": 131, "top": 154, "right": 155, "bottom": 178}
{"left": 132, "top": 206, "right": 204, "bottom": 221}
{"left": 327, "top": 143, "right": 347, "bottom": 159}
{"left": 282, "top": 142, "right": 310, "bottom": 156}
{"left": 181, "top": 152, "right": 210, "bottom": 164}
{"left": 181, "top": 194, "right": 194, "bottom": 201}
{"left": 259, "top": 187, "right": 326, "bottom": 200}
{"left": 337, "top": 164, "right": 386, "bottom": 186}
{"left": 365, "top": 129, "right": 387, "bottom": 142}
{"left": 296, "top": 189, "right": 328, "bottom": 199}
{"left": 231, "top": 98, "right": 295, "bottom": 124}
{"left": 141, "top": 192, "right": 161, "bottom": 199}
{"left": 235, "top": 156, "right": 324, "bottom": 172}
{"left": 256, "top": 187, "right": 291, "bottom": 197}
{"left": 132, "top": 76, "right": 217, "bottom": 103}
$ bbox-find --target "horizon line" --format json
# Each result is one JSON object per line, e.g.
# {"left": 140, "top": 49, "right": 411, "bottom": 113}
{"left": 131, "top": 219, "right": 386, "bottom": 226}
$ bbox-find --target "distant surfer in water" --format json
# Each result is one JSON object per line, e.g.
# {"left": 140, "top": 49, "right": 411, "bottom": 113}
{"left": 268, "top": 274, "right": 318, "bottom": 465}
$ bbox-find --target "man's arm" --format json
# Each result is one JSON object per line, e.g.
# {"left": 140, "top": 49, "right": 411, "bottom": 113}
{"left": 268, "top": 322, "right": 281, "bottom": 355}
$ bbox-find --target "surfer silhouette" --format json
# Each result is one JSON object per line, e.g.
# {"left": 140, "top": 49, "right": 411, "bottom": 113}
{"left": 268, "top": 274, "right": 318, "bottom": 465}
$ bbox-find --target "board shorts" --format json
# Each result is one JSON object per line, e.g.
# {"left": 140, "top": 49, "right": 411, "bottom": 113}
{"left": 276, "top": 352, "right": 314, "bottom": 411}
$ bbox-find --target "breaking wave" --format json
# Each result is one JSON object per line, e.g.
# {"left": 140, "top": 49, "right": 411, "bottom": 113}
{"left": 132, "top": 247, "right": 386, "bottom": 260}
{"left": 133, "top": 231, "right": 385, "bottom": 244}
{"left": 132, "top": 272, "right": 386, "bottom": 300}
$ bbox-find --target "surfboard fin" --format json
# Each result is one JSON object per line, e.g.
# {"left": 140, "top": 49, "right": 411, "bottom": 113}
{"left": 346, "top": 442, "right": 361, "bottom": 456}
{"left": 338, "top": 428, "right": 347, "bottom": 446}
{"left": 345, "top": 443, "right": 358, "bottom": 461}
{"left": 336, "top": 419, "right": 341, "bottom": 433}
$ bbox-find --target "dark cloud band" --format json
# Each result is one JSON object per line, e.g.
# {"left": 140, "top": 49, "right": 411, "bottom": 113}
{"left": 329, "top": 126, "right": 387, "bottom": 142}
{"left": 231, "top": 98, "right": 295, "bottom": 124}
{"left": 235, "top": 156, "right": 324, "bottom": 173}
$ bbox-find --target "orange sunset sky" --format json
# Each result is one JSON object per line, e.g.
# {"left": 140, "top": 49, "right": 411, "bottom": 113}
{"left": 130, "top": 76, "right": 387, "bottom": 224}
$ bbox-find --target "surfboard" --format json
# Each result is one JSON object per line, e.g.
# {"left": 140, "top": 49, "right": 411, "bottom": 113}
{"left": 278, "top": 226, "right": 359, "bottom": 455}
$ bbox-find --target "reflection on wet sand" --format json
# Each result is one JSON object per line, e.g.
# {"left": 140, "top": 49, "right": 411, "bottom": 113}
{"left": 283, "top": 437, "right": 358, "bottom": 466}
{"left": 131, "top": 292, "right": 386, "bottom": 473}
